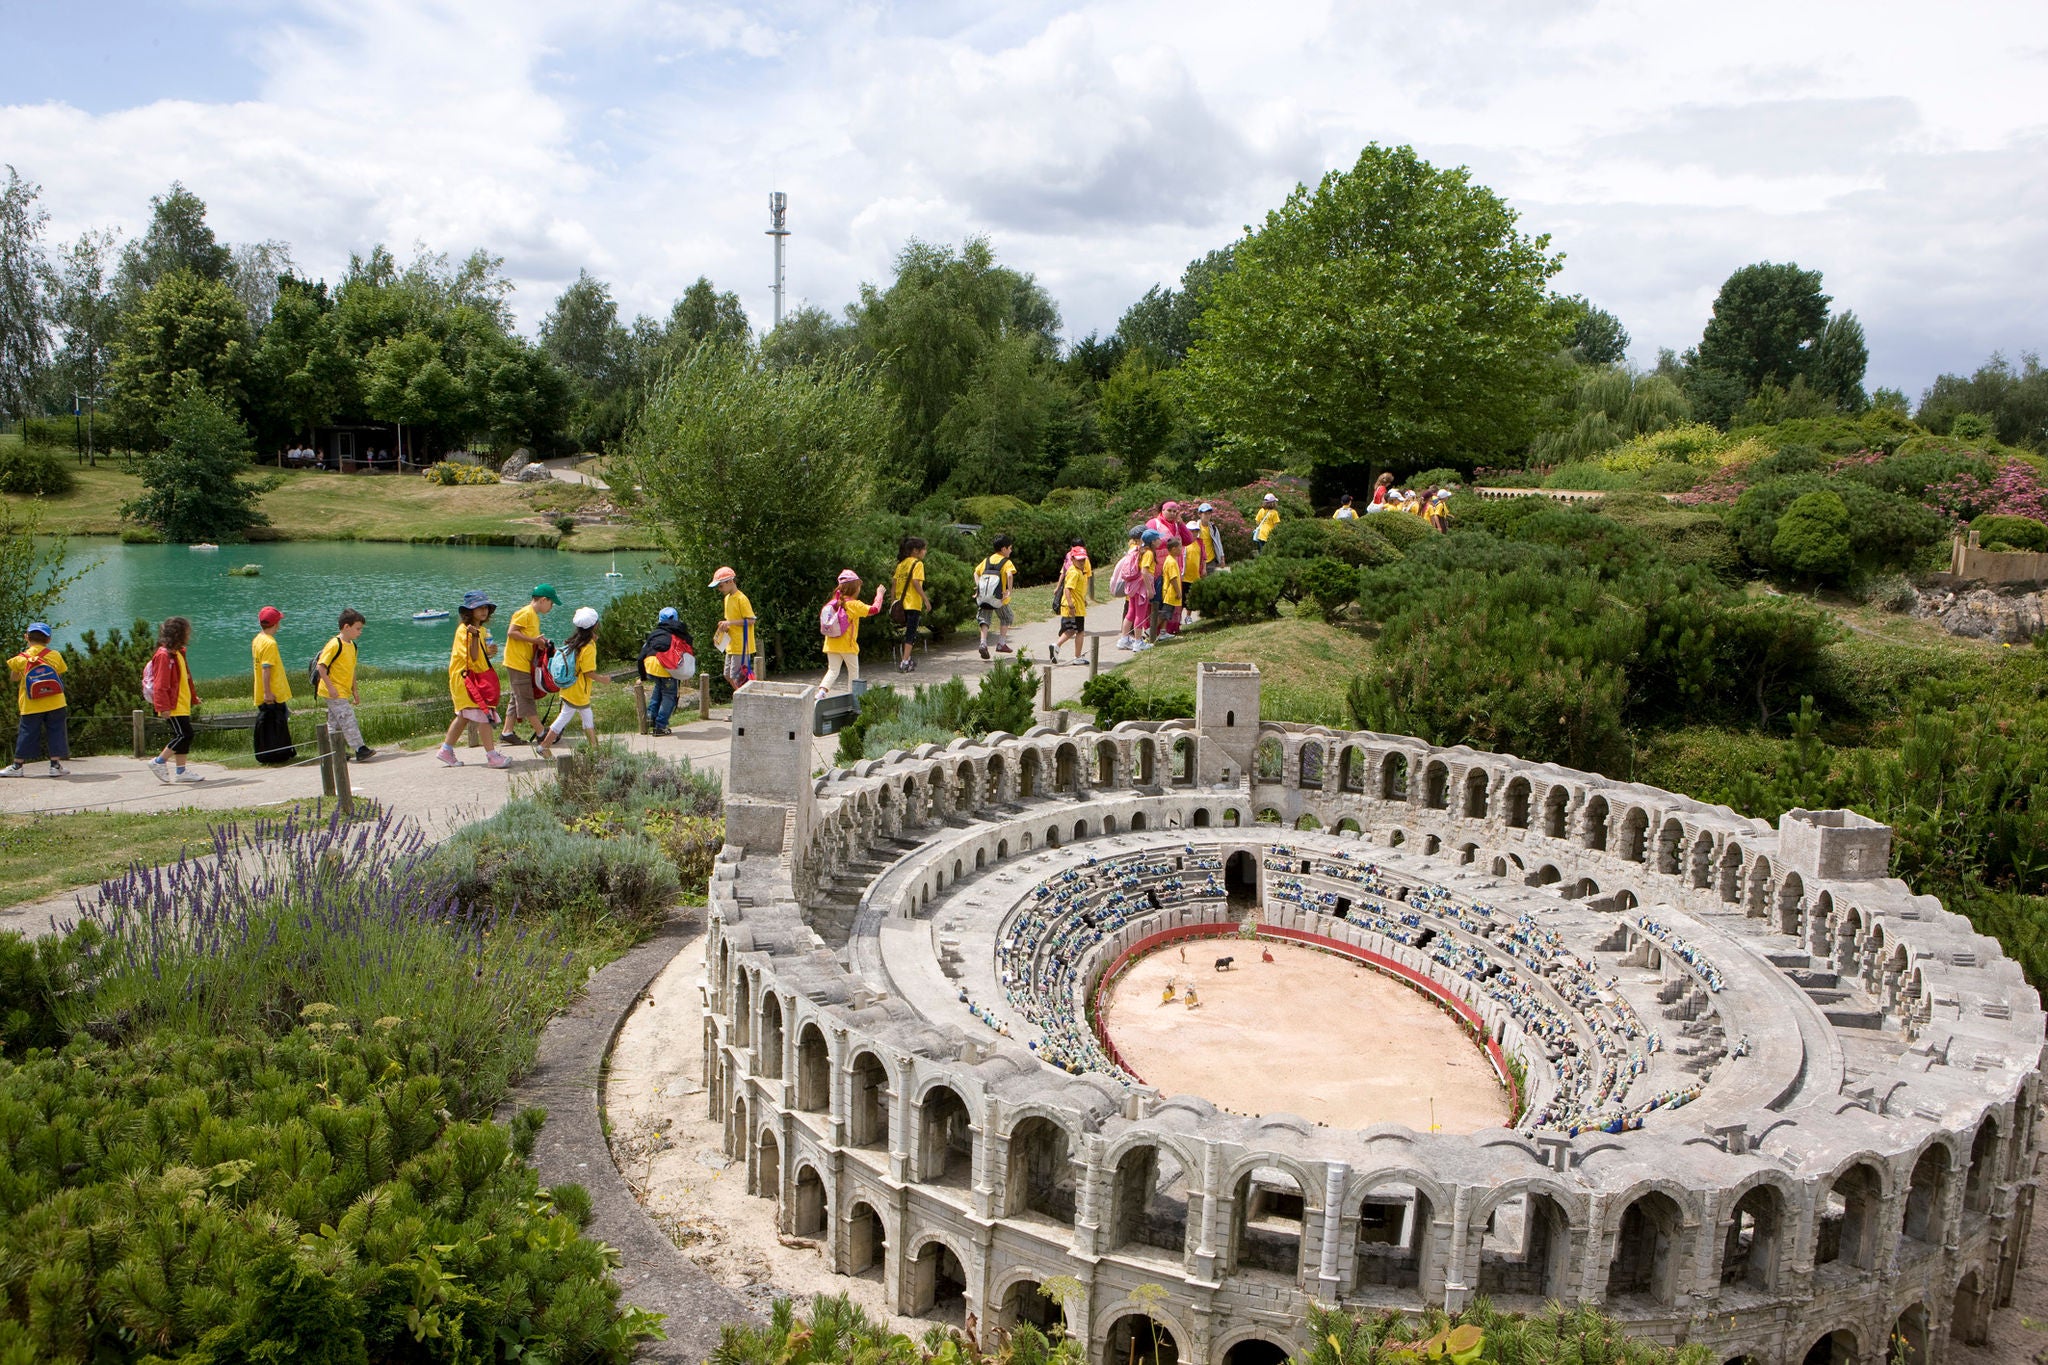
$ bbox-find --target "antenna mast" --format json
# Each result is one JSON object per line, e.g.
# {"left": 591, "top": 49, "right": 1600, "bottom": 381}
{"left": 766, "top": 191, "right": 789, "bottom": 329}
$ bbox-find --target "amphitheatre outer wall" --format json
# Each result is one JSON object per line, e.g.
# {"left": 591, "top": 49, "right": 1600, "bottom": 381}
{"left": 698, "top": 663, "right": 2045, "bottom": 1365}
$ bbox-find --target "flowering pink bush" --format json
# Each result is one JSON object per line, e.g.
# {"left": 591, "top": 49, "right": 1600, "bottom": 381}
{"left": 1674, "top": 467, "right": 1748, "bottom": 507}
{"left": 1926, "top": 460, "right": 2048, "bottom": 524}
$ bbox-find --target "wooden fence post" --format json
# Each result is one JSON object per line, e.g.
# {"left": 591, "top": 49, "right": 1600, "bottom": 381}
{"left": 633, "top": 680, "right": 648, "bottom": 735}
{"left": 331, "top": 745, "right": 354, "bottom": 816}
{"left": 131, "top": 709, "right": 146, "bottom": 759}
{"left": 1089, "top": 635, "right": 1101, "bottom": 681}
{"left": 696, "top": 670, "right": 711, "bottom": 719}
{"left": 314, "top": 722, "right": 335, "bottom": 797}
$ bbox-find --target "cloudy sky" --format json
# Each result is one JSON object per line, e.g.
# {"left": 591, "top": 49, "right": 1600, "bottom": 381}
{"left": 5, "top": 0, "right": 2045, "bottom": 395}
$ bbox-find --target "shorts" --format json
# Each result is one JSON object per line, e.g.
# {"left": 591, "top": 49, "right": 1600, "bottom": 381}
{"left": 1059, "top": 616, "right": 1085, "bottom": 635}
{"left": 899, "top": 608, "right": 922, "bottom": 639}
{"left": 976, "top": 603, "right": 1014, "bottom": 629}
{"left": 723, "top": 653, "right": 752, "bottom": 686}
{"left": 506, "top": 668, "right": 538, "bottom": 720}
{"left": 164, "top": 714, "right": 195, "bottom": 755}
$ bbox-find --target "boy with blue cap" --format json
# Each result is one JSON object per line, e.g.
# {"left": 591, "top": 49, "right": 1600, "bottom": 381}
{"left": 638, "top": 606, "right": 694, "bottom": 736}
{"left": 5, "top": 622, "right": 69, "bottom": 777}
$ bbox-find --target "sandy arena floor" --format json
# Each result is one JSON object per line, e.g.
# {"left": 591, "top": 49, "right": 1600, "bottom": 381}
{"left": 1100, "top": 938, "right": 1513, "bottom": 1133}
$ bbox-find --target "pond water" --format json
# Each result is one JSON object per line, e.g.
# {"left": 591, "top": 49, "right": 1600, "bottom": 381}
{"left": 48, "top": 540, "right": 667, "bottom": 679}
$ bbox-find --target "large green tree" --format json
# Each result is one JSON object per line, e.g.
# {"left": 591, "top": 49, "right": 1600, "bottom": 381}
{"left": 53, "top": 228, "right": 121, "bottom": 459}
{"left": 1095, "top": 352, "right": 1174, "bottom": 482}
{"left": 1809, "top": 312, "right": 1869, "bottom": 412}
{"left": 116, "top": 182, "right": 232, "bottom": 300}
{"left": 1918, "top": 351, "right": 2048, "bottom": 451}
{"left": 0, "top": 165, "right": 55, "bottom": 430}
{"left": 249, "top": 277, "right": 357, "bottom": 446}
{"left": 1693, "top": 261, "right": 1829, "bottom": 394}
{"left": 1115, "top": 246, "right": 1233, "bottom": 365}
{"left": 851, "top": 236, "right": 1061, "bottom": 490}
{"left": 123, "top": 384, "right": 271, "bottom": 542}
{"left": 616, "top": 342, "right": 891, "bottom": 667}
{"left": 1178, "top": 144, "right": 1566, "bottom": 476}
{"left": 105, "top": 269, "right": 251, "bottom": 449}
{"left": 667, "top": 276, "right": 749, "bottom": 349}
{"left": 1558, "top": 294, "right": 1631, "bottom": 366}
{"left": 541, "top": 270, "right": 633, "bottom": 449}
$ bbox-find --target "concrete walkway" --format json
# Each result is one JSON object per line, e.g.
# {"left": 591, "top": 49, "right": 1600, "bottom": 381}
{"left": 0, "top": 597, "right": 1149, "bottom": 935}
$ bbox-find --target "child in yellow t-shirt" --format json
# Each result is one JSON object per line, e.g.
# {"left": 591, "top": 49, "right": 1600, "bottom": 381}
{"left": 6, "top": 622, "right": 69, "bottom": 776}
{"left": 710, "top": 566, "right": 755, "bottom": 687}
{"left": 541, "top": 607, "right": 604, "bottom": 758}
{"left": 1155, "top": 539, "right": 1184, "bottom": 642}
{"left": 1052, "top": 541, "right": 1092, "bottom": 665}
{"left": 1253, "top": 493, "right": 1281, "bottom": 551}
{"left": 439, "top": 590, "right": 510, "bottom": 768}
{"left": 893, "top": 536, "right": 928, "bottom": 674}
{"left": 818, "top": 569, "right": 886, "bottom": 697}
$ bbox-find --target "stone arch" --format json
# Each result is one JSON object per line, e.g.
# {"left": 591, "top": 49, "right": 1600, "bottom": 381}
{"left": 1135, "top": 737, "right": 1158, "bottom": 787}
{"left": 1720, "top": 1182, "right": 1786, "bottom": 1291}
{"left": 733, "top": 970, "right": 753, "bottom": 1048}
{"left": 1055, "top": 742, "right": 1079, "bottom": 793}
{"left": 1902, "top": 1142, "right": 1954, "bottom": 1246}
{"left": 1338, "top": 816, "right": 1362, "bottom": 835}
{"left": 1475, "top": 1182, "right": 1575, "bottom": 1300}
{"left": 1019, "top": 750, "right": 1041, "bottom": 799}
{"left": 1815, "top": 1159, "right": 1886, "bottom": 1270}
{"left": 1230, "top": 1162, "right": 1311, "bottom": 1281}
{"left": 1423, "top": 833, "right": 1442, "bottom": 856}
{"left": 916, "top": 1082, "right": 974, "bottom": 1186}
{"left": 1953, "top": 1266, "right": 1990, "bottom": 1347}
{"left": 755, "top": 1124, "right": 781, "bottom": 1201}
{"left": 997, "top": 837, "right": 1010, "bottom": 859}
{"left": 1424, "top": 760, "right": 1450, "bottom": 809}
{"left": 759, "top": 992, "right": 786, "bottom": 1079}
{"left": 1224, "top": 807, "right": 1241, "bottom": 826}
{"left": 795, "top": 1022, "right": 831, "bottom": 1112}
{"left": 847, "top": 1049, "right": 891, "bottom": 1148}
{"left": 1046, "top": 824, "right": 1062, "bottom": 849}
{"left": 1256, "top": 735, "right": 1284, "bottom": 783}
{"left": 1190, "top": 809, "right": 1208, "bottom": 828}
{"left": 1172, "top": 735, "right": 1196, "bottom": 786}
{"left": 903, "top": 1230, "right": 970, "bottom": 1320}
{"left": 1504, "top": 776, "right": 1531, "bottom": 829}
{"left": 1542, "top": 785, "right": 1569, "bottom": 839}
{"left": 1004, "top": 1114, "right": 1078, "bottom": 1223}
{"left": 1745, "top": 854, "right": 1773, "bottom": 917}
{"left": 1801, "top": 1328, "right": 1859, "bottom": 1365}
{"left": 1775, "top": 870, "right": 1805, "bottom": 938}
{"left": 1458, "top": 841, "right": 1478, "bottom": 865}
{"left": 1299, "top": 740, "right": 1325, "bottom": 789}
{"left": 1350, "top": 1169, "right": 1448, "bottom": 1298}
{"left": 1581, "top": 794, "right": 1609, "bottom": 851}
{"left": 956, "top": 760, "right": 977, "bottom": 810}
{"left": 1655, "top": 817, "right": 1684, "bottom": 875}
{"left": 1132, "top": 811, "right": 1149, "bottom": 831}
{"left": 1808, "top": 890, "right": 1835, "bottom": 959}
{"left": 1690, "top": 830, "right": 1714, "bottom": 890}
{"left": 844, "top": 1198, "right": 888, "bottom": 1277}
{"left": 994, "top": 1273, "right": 1066, "bottom": 1333}
{"left": 1102, "top": 1310, "right": 1182, "bottom": 1365}
{"left": 1096, "top": 740, "right": 1118, "bottom": 787}
{"left": 1967, "top": 1116, "right": 2002, "bottom": 1214}
{"left": 1617, "top": 806, "right": 1648, "bottom": 863}
{"left": 1107, "top": 1139, "right": 1193, "bottom": 1256}
{"left": 1219, "top": 1336, "right": 1295, "bottom": 1365}
{"left": 1381, "top": 752, "right": 1409, "bottom": 801}
{"left": 1607, "top": 1189, "right": 1685, "bottom": 1304}
{"left": 1463, "top": 768, "right": 1489, "bottom": 818}
{"left": 986, "top": 754, "right": 1006, "bottom": 804}
{"left": 1533, "top": 863, "right": 1562, "bottom": 886}
{"left": 1296, "top": 813, "right": 1323, "bottom": 832}
{"left": 1891, "top": 1303, "right": 1930, "bottom": 1365}
{"left": 1340, "top": 745, "right": 1367, "bottom": 793}
{"left": 790, "top": 1160, "right": 828, "bottom": 1237}
{"left": 1718, "top": 843, "right": 1744, "bottom": 903}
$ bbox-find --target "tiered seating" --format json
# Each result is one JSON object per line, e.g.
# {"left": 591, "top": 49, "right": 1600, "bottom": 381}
{"left": 1634, "top": 914, "right": 1725, "bottom": 992}
{"left": 1266, "top": 849, "right": 1698, "bottom": 1136}
{"left": 989, "top": 847, "right": 1226, "bottom": 1074}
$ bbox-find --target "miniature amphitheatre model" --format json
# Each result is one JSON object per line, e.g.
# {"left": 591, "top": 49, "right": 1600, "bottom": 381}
{"left": 701, "top": 662, "right": 2044, "bottom": 1365}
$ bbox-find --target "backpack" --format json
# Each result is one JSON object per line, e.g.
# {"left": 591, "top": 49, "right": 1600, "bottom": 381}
{"left": 819, "top": 597, "right": 850, "bottom": 639}
{"left": 308, "top": 636, "right": 346, "bottom": 694}
{"left": 531, "top": 639, "right": 562, "bottom": 695}
{"left": 974, "top": 557, "right": 1006, "bottom": 608}
{"left": 1110, "top": 548, "right": 1142, "bottom": 598}
{"left": 549, "top": 641, "right": 581, "bottom": 688}
{"left": 22, "top": 649, "right": 62, "bottom": 701}
{"left": 141, "top": 654, "right": 158, "bottom": 701}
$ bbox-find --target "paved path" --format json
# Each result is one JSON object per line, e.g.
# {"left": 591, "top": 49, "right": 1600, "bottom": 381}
{"left": 0, "top": 597, "right": 1148, "bottom": 935}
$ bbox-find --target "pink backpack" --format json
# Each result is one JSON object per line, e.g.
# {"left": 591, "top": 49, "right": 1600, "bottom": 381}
{"left": 1110, "top": 548, "right": 1143, "bottom": 598}
{"left": 819, "top": 597, "right": 851, "bottom": 638}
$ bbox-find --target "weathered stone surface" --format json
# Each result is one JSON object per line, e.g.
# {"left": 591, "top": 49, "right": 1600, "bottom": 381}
{"left": 1913, "top": 586, "right": 2047, "bottom": 642}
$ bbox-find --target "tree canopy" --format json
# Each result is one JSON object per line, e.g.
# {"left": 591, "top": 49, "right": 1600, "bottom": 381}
{"left": 1177, "top": 144, "right": 1567, "bottom": 477}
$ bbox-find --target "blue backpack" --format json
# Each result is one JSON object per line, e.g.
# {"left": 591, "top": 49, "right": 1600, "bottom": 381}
{"left": 549, "top": 643, "right": 580, "bottom": 689}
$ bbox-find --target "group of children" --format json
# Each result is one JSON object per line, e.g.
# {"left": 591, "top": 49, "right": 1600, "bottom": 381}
{"left": 1112, "top": 499, "right": 1230, "bottom": 652}
{"left": 1352, "top": 473, "right": 1455, "bottom": 530}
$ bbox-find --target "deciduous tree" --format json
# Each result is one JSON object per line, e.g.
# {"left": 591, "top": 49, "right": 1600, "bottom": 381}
{"left": 1178, "top": 144, "right": 1566, "bottom": 477}
{"left": 0, "top": 165, "right": 55, "bottom": 430}
{"left": 1096, "top": 353, "right": 1173, "bottom": 482}
{"left": 105, "top": 270, "right": 251, "bottom": 449}
{"left": 116, "top": 182, "right": 232, "bottom": 299}
{"left": 1694, "top": 261, "right": 1829, "bottom": 394}
{"left": 123, "top": 384, "right": 271, "bottom": 542}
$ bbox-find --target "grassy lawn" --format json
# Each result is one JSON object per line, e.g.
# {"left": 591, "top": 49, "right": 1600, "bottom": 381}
{"left": 0, "top": 797, "right": 355, "bottom": 910}
{"left": 1113, "top": 611, "right": 1371, "bottom": 726}
{"left": 2, "top": 449, "right": 657, "bottom": 551}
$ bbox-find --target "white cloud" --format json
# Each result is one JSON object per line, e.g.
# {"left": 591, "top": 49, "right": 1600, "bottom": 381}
{"left": 3, "top": 0, "right": 2046, "bottom": 394}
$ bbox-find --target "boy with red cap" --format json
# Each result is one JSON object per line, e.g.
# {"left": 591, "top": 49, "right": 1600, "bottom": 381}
{"left": 251, "top": 606, "right": 296, "bottom": 765}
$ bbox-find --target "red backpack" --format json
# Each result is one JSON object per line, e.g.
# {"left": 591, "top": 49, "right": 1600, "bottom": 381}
{"left": 530, "top": 639, "right": 563, "bottom": 695}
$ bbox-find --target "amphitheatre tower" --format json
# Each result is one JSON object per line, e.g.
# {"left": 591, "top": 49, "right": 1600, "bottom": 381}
{"left": 701, "top": 662, "right": 2043, "bottom": 1365}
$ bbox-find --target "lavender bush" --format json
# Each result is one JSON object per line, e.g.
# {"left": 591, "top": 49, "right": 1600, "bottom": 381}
{"left": 73, "top": 804, "right": 577, "bottom": 1116}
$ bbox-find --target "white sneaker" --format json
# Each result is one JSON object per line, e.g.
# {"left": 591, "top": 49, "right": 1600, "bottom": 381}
{"left": 174, "top": 769, "right": 205, "bottom": 783}
{"left": 1, "top": 763, "right": 22, "bottom": 778}
{"left": 149, "top": 757, "right": 172, "bottom": 784}
{"left": 1115, "top": 637, "right": 1133, "bottom": 650}
{"left": 48, "top": 761, "right": 68, "bottom": 776}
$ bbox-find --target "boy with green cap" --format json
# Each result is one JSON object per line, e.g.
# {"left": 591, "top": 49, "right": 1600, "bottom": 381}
{"left": 500, "top": 583, "right": 559, "bottom": 746}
